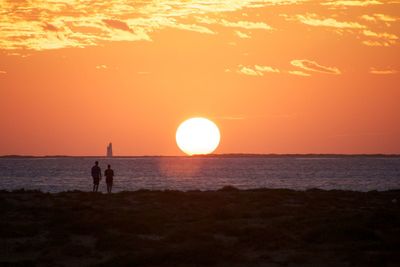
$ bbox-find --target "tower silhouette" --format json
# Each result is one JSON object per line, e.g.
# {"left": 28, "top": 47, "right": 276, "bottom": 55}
{"left": 107, "top": 142, "right": 113, "bottom": 157}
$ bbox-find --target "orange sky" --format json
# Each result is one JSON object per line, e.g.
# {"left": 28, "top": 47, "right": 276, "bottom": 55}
{"left": 0, "top": 0, "right": 399, "bottom": 156}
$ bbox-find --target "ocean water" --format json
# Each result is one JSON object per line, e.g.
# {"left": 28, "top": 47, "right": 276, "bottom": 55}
{"left": 0, "top": 157, "right": 399, "bottom": 192}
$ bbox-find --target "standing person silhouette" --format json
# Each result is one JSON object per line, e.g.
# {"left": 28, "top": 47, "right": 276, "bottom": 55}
{"left": 91, "top": 161, "right": 102, "bottom": 192}
{"left": 104, "top": 164, "right": 114, "bottom": 194}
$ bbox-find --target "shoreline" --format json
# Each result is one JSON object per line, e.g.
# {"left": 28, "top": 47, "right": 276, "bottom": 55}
{"left": 1, "top": 186, "right": 400, "bottom": 194}
{"left": 1, "top": 188, "right": 399, "bottom": 266}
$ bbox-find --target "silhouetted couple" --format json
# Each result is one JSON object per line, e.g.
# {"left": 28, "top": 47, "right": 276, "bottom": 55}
{"left": 91, "top": 161, "right": 114, "bottom": 193}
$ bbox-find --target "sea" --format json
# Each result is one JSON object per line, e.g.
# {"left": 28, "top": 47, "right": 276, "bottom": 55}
{"left": 0, "top": 156, "right": 399, "bottom": 193}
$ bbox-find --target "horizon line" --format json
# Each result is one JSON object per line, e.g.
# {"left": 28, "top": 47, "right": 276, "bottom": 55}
{"left": 1, "top": 153, "right": 400, "bottom": 158}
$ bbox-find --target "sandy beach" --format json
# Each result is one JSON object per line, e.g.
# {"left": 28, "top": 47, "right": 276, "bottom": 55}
{"left": 0, "top": 187, "right": 399, "bottom": 266}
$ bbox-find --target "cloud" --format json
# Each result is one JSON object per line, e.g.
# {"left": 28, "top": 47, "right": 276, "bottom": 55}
{"left": 0, "top": 0, "right": 289, "bottom": 52}
{"left": 124, "top": 17, "right": 215, "bottom": 35}
{"left": 288, "top": 70, "right": 311, "bottom": 76}
{"left": 255, "top": 65, "right": 280, "bottom": 73}
{"left": 0, "top": 70, "right": 6, "bottom": 74}
{"left": 362, "top": 30, "right": 397, "bottom": 39}
{"left": 0, "top": 0, "right": 396, "bottom": 53}
{"left": 321, "top": 1, "right": 383, "bottom": 7}
{"left": 295, "top": 14, "right": 365, "bottom": 29}
{"left": 362, "top": 30, "right": 398, "bottom": 46}
{"left": 103, "top": 19, "right": 132, "bottom": 32}
{"left": 361, "top": 15, "right": 377, "bottom": 22}
{"left": 237, "top": 65, "right": 280, "bottom": 76}
{"left": 250, "top": 0, "right": 307, "bottom": 5}
{"left": 168, "top": 22, "right": 215, "bottom": 35}
{"left": 373, "top": 14, "right": 398, "bottom": 22}
{"left": 369, "top": 68, "right": 398, "bottom": 74}
{"left": 237, "top": 66, "right": 264, "bottom": 76}
{"left": 361, "top": 14, "right": 398, "bottom": 26}
{"left": 235, "top": 31, "right": 251, "bottom": 39}
{"left": 292, "top": 13, "right": 397, "bottom": 46}
{"left": 220, "top": 19, "right": 273, "bottom": 30}
{"left": 291, "top": 59, "right": 341, "bottom": 74}
{"left": 96, "top": 65, "right": 107, "bottom": 70}
{"left": 236, "top": 61, "right": 340, "bottom": 76}
{"left": 42, "top": 23, "right": 60, "bottom": 32}
{"left": 198, "top": 17, "right": 273, "bottom": 31}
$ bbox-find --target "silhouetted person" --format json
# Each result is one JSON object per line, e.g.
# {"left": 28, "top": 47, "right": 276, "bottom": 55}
{"left": 91, "top": 161, "right": 101, "bottom": 192}
{"left": 104, "top": 164, "right": 114, "bottom": 193}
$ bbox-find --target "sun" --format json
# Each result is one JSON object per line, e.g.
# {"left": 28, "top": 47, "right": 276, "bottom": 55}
{"left": 176, "top": 117, "right": 221, "bottom": 156}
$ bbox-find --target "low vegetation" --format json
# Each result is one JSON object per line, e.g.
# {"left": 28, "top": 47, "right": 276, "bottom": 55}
{"left": 0, "top": 187, "right": 399, "bottom": 266}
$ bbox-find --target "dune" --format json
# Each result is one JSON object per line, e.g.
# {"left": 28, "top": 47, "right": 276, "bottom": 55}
{"left": 0, "top": 187, "right": 399, "bottom": 266}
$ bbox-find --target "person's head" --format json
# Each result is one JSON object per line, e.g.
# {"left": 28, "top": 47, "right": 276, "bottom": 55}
{"left": 108, "top": 164, "right": 111, "bottom": 169}
{"left": 95, "top": 161, "right": 99, "bottom": 166}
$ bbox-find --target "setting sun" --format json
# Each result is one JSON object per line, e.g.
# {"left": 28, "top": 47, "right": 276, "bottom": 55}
{"left": 176, "top": 118, "right": 220, "bottom": 156}
{"left": 1, "top": 0, "right": 400, "bottom": 265}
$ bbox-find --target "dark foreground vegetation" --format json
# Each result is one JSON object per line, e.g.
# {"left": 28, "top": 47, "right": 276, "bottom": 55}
{"left": 0, "top": 187, "right": 399, "bottom": 267}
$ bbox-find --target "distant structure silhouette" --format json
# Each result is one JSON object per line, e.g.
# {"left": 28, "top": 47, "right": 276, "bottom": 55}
{"left": 107, "top": 142, "right": 113, "bottom": 157}
{"left": 91, "top": 161, "right": 102, "bottom": 192}
{"left": 104, "top": 164, "right": 115, "bottom": 194}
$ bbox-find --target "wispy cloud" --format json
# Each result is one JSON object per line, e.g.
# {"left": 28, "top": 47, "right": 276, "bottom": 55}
{"left": 369, "top": 68, "right": 398, "bottom": 74}
{"left": 237, "top": 65, "right": 280, "bottom": 76}
{"left": 168, "top": 22, "right": 215, "bottom": 35}
{"left": 321, "top": 0, "right": 383, "bottom": 7}
{"left": 292, "top": 12, "right": 398, "bottom": 46}
{"left": 220, "top": 19, "right": 273, "bottom": 30}
{"left": 373, "top": 14, "right": 398, "bottom": 22}
{"left": 0, "top": 0, "right": 286, "bottom": 52}
{"left": 255, "top": 65, "right": 280, "bottom": 73}
{"left": 361, "top": 14, "right": 398, "bottom": 23}
{"left": 361, "top": 15, "right": 377, "bottom": 22}
{"left": 103, "top": 19, "right": 133, "bottom": 32}
{"left": 96, "top": 65, "right": 108, "bottom": 70}
{"left": 42, "top": 23, "right": 60, "bottom": 32}
{"left": 362, "top": 30, "right": 398, "bottom": 46}
{"left": 291, "top": 59, "right": 341, "bottom": 74}
{"left": 198, "top": 17, "right": 273, "bottom": 31}
{"left": 0, "top": 70, "right": 6, "bottom": 74}
{"left": 237, "top": 66, "right": 264, "bottom": 76}
{"left": 235, "top": 31, "right": 251, "bottom": 39}
{"left": 0, "top": 0, "right": 397, "bottom": 54}
{"left": 295, "top": 14, "right": 365, "bottom": 29}
{"left": 236, "top": 61, "right": 341, "bottom": 76}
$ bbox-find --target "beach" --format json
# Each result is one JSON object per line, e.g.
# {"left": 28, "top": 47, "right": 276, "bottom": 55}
{"left": 0, "top": 187, "right": 399, "bottom": 266}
